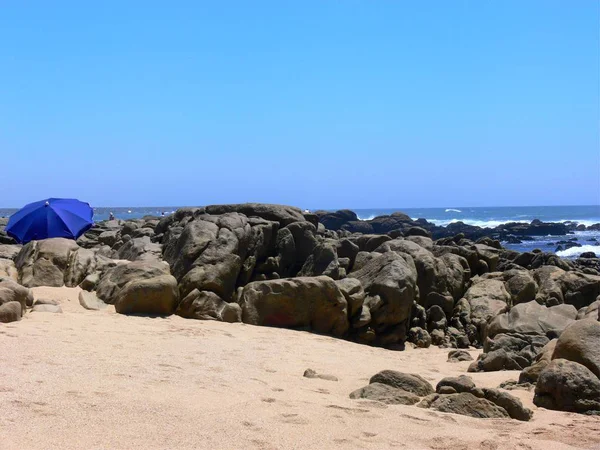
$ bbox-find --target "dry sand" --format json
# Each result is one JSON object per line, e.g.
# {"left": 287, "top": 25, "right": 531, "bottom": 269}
{"left": 1, "top": 286, "right": 599, "bottom": 450}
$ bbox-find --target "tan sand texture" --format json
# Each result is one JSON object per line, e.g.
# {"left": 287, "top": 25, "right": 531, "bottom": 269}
{"left": 1, "top": 286, "right": 599, "bottom": 450}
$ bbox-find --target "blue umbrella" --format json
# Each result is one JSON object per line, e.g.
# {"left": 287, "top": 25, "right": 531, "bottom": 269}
{"left": 6, "top": 198, "right": 94, "bottom": 244}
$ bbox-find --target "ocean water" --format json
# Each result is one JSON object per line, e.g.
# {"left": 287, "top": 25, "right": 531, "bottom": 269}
{"left": 1, "top": 205, "right": 599, "bottom": 258}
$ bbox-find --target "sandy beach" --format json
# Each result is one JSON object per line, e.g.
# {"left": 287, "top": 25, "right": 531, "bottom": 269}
{"left": 0, "top": 286, "right": 598, "bottom": 450}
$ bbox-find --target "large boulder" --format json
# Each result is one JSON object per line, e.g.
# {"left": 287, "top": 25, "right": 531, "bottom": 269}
{"left": 577, "top": 299, "right": 599, "bottom": 320}
{"left": 464, "top": 278, "right": 511, "bottom": 323}
{"left": 504, "top": 270, "right": 538, "bottom": 305}
{"left": 0, "top": 278, "right": 33, "bottom": 313}
{"left": 298, "top": 242, "right": 340, "bottom": 279}
{"left": 0, "top": 301, "right": 22, "bottom": 323}
{"left": 116, "top": 236, "right": 162, "bottom": 262}
{"left": 237, "top": 276, "right": 348, "bottom": 337}
{"left": 374, "top": 239, "right": 451, "bottom": 301}
{"left": 418, "top": 392, "right": 509, "bottom": 419}
{"left": 96, "top": 260, "right": 178, "bottom": 315}
{"left": 316, "top": 210, "right": 359, "bottom": 231}
{"left": 349, "top": 383, "right": 420, "bottom": 405}
{"left": 534, "top": 266, "right": 600, "bottom": 309}
{"left": 349, "top": 251, "right": 418, "bottom": 345}
{"left": 369, "top": 370, "right": 434, "bottom": 396}
{"left": 15, "top": 238, "right": 79, "bottom": 287}
{"left": 552, "top": 318, "right": 600, "bottom": 378}
{"left": 487, "top": 301, "right": 577, "bottom": 340}
{"left": 176, "top": 289, "right": 241, "bottom": 322}
{"left": 533, "top": 359, "right": 600, "bottom": 414}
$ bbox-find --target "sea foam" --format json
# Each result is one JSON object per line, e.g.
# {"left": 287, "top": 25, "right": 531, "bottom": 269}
{"left": 555, "top": 245, "right": 599, "bottom": 258}
{"left": 445, "top": 208, "right": 462, "bottom": 213}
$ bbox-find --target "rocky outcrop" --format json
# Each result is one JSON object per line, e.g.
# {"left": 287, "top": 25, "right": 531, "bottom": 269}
{"left": 348, "top": 251, "right": 418, "bottom": 345}
{"left": 467, "top": 301, "right": 577, "bottom": 373}
{"left": 237, "top": 276, "right": 348, "bottom": 337}
{"left": 14, "top": 238, "right": 116, "bottom": 288}
{"left": 204, "top": 203, "right": 305, "bottom": 227}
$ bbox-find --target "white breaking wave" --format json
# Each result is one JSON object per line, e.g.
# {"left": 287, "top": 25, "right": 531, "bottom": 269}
{"left": 445, "top": 208, "right": 462, "bottom": 213}
{"left": 357, "top": 215, "right": 376, "bottom": 221}
{"left": 557, "top": 219, "right": 600, "bottom": 227}
{"left": 556, "top": 245, "right": 599, "bottom": 258}
{"left": 427, "top": 218, "right": 530, "bottom": 228}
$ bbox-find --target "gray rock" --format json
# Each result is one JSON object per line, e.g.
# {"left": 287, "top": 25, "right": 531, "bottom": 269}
{"left": 464, "top": 278, "right": 511, "bottom": 323}
{"left": 31, "top": 304, "right": 63, "bottom": 313}
{"left": 238, "top": 276, "right": 348, "bottom": 337}
{"left": 204, "top": 203, "right": 305, "bottom": 226}
{"left": 447, "top": 350, "right": 473, "bottom": 362}
{"left": 552, "top": 318, "right": 600, "bottom": 378}
{"left": 369, "top": 370, "right": 434, "bottom": 396}
{"left": 78, "top": 291, "right": 107, "bottom": 310}
{"left": 418, "top": 392, "right": 509, "bottom": 419}
{"left": 482, "top": 388, "right": 533, "bottom": 421}
{"left": 0, "top": 278, "right": 32, "bottom": 312}
{"left": 298, "top": 242, "right": 340, "bottom": 280}
{"left": 436, "top": 375, "right": 482, "bottom": 397}
{"left": 468, "top": 348, "right": 525, "bottom": 372}
{"left": 349, "top": 251, "right": 418, "bottom": 345}
{"left": 407, "top": 327, "right": 431, "bottom": 348}
{"left": 487, "top": 301, "right": 577, "bottom": 340}
{"left": 334, "top": 277, "right": 365, "bottom": 318}
{"left": 176, "top": 289, "right": 241, "bottom": 322}
{"left": 0, "top": 244, "right": 21, "bottom": 260}
{"left": 0, "top": 259, "right": 18, "bottom": 282}
{"left": 534, "top": 359, "right": 600, "bottom": 414}
{"left": 0, "top": 301, "right": 22, "bottom": 323}
{"left": 303, "top": 368, "right": 338, "bottom": 382}
{"left": 97, "top": 260, "right": 179, "bottom": 316}
{"left": 349, "top": 383, "right": 420, "bottom": 405}
{"left": 519, "top": 339, "right": 557, "bottom": 383}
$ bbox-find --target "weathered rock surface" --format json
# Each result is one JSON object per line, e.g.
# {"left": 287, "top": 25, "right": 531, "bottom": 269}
{"left": 78, "top": 291, "right": 107, "bottom": 311}
{"left": 96, "top": 260, "right": 178, "bottom": 315}
{"left": 534, "top": 359, "right": 600, "bottom": 414}
{"left": 552, "top": 318, "right": 600, "bottom": 378}
{"left": 0, "top": 278, "right": 33, "bottom": 312}
{"left": 237, "top": 276, "right": 348, "bottom": 336}
{"left": 349, "top": 383, "right": 420, "bottom": 405}
{"left": 349, "top": 252, "right": 417, "bottom": 345}
{"left": 0, "top": 259, "right": 18, "bottom": 281}
{"left": 0, "top": 301, "right": 22, "bottom": 323}
{"left": 418, "top": 392, "right": 510, "bottom": 419}
{"left": 176, "top": 289, "right": 241, "bottom": 322}
{"left": 303, "top": 368, "right": 338, "bottom": 382}
{"left": 369, "top": 370, "right": 434, "bottom": 396}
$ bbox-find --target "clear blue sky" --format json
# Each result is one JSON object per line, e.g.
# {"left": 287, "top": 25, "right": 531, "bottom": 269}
{"left": 1, "top": 1, "right": 598, "bottom": 208}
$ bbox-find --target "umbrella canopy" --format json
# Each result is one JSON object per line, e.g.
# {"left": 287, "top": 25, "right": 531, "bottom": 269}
{"left": 6, "top": 198, "right": 94, "bottom": 244}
